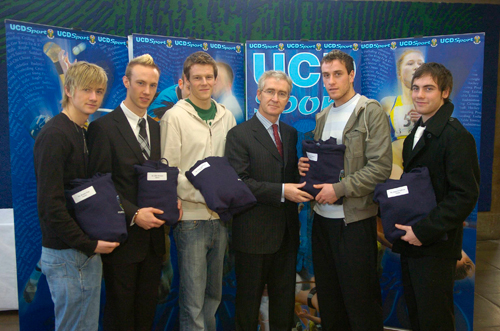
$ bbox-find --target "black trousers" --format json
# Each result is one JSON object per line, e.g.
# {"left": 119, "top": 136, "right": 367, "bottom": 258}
{"left": 312, "top": 214, "right": 383, "bottom": 331}
{"left": 400, "top": 254, "right": 456, "bottom": 331}
{"left": 235, "top": 230, "right": 298, "bottom": 331}
{"left": 103, "top": 244, "right": 163, "bottom": 331}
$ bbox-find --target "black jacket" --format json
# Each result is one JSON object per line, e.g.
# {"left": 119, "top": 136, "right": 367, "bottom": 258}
{"left": 392, "top": 102, "right": 480, "bottom": 260}
{"left": 87, "top": 106, "right": 165, "bottom": 264}
{"left": 225, "top": 116, "right": 300, "bottom": 254}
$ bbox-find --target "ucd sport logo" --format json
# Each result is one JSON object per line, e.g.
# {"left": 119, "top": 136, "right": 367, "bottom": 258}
{"left": 390, "top": 41, "right": 397, "bottom": 50}
{"left": 431, "top": 38, "right": 438, "bottom": 47}
{"left": 278, "top": 43, "right": 284, "bottom": 51}
{"left": 47, "top": 29, "right": 54, "bottom": 39}
{"left": 316, "top": 43, "right": 322, "bottom": 51}
{"left": 166, "top": 39, "right": 172, "bottom": 48}
{"left": 89, "top": 35, "right": 96, "bottom": 45}
{"left": 353, "top": 43, "right": 359, "bottom": 51}
{"left": 236, "top": 45, "right": 241, "bottom": 53}
{"left": 474, "top": 35, "right": 481, "bottom": 45}
{"left": 202, "top": 42, "right": 208, "bottom": 51}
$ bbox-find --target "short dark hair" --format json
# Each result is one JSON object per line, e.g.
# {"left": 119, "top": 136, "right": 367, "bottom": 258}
{"left": 412, "top": 62, "right": 453, "bottom": 103}
{"left": 183, "top": 51, "right": 218, "bottom": 80}
{"left": 320, "top": 50, "right": 354, "bottom": 74}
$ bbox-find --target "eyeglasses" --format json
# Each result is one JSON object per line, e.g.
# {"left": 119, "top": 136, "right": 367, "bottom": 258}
{"left": 261, "top": 89, "right": 289, "bottom": 100}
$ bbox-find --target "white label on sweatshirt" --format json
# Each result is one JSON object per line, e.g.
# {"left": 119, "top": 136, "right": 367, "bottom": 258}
{"left": 72, "top": 186, "right": 96, "bottom": 204}
{"left": 192, "top": 162, "right": 210, "bottom": 176}
{"left": 306, "top": 152, "right": 318, "bottom": 162}
{"left": 387, "top": 186, "right": 409, "bottom": 198}
{"left": 148, "top": 172, "right": 167, "bottom": 181}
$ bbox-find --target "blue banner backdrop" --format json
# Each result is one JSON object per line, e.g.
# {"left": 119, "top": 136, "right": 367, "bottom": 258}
{"left": 246, "top": 34, "right": 483, "bottom": 330}
{"left": 6, "top": 20, "right": 129, "bottom": 330}
{"left": 131, "top": 34, "right": 245, "bottom": 124}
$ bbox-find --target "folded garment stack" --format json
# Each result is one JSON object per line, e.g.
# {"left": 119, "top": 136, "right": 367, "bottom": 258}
{"left": 135, "top": 159, "right": 180, "bottom": 226}
{"left": 300, "top": 138, "right": 346, "bottom": 204}
{"left": 66, "top": 173, "right": 127, "bottom": 243}
{"left": 185, "top": 156, "right": 257, "bottom": 221}
{"left": 373, "top": 167, "right": 438, "bottom": 244}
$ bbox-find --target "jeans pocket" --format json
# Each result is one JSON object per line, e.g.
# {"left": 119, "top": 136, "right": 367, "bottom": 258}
{"left": 175, "top": 220, "right": 200, "bottom": 232}
{"left": 41, "top": 260, "right": 67, "bottom": 279}
{"left": 80, "top": 253, "right": 97, "bottom": 269}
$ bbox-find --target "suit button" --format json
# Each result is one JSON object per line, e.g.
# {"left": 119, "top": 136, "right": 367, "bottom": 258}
{"left": 427, "top": 133, "right": 432, "bottom": 138}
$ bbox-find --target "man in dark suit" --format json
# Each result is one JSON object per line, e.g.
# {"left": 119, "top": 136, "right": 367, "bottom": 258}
{"left": 225, "top": 70, "right": 313, "bottom": 331}
{"left": 88, "top": 54, "right": 179, "bottom": 331}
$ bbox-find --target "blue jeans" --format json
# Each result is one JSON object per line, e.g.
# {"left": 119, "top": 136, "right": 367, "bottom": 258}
{"left": 174, "top": 219, "right": 228, "bottom": 331}
{"left": 41, "top": 247, "right": 102, "bottom": 331}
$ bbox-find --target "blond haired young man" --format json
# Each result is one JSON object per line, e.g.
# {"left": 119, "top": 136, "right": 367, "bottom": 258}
{"left": 34, "top": 61, "right": 117, "bottom": 331}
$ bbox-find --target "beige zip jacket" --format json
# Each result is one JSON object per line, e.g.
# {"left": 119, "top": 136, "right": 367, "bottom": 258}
{"left": 160, "top": 99, "right": 236, "bottom": 221}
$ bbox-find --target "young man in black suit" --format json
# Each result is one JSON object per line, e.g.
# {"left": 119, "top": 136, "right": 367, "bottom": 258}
{"left": 88, "top": 54, "right": 180, "bottom": 330}
{"left": 225, "top": 70, "right": 313, "bottom": 331}
{"left": 393, "top": 62, "right": 480, "bottom": 330}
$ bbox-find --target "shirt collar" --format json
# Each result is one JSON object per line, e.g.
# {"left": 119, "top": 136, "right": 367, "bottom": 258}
{"left": 332, "top": 93, "right": 360, "bottom": 111}
{"left": 121, "top": 101, "right": 148, "bottom": 123}
{"left": 255, "top": 110, "right": 280, "bottom": 130}
{"left": 420, "top": 102, "right": 454, "bottom": 138}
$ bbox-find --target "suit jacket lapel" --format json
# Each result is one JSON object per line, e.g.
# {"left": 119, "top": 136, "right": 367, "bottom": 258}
{"left": 250, "top": 116, "right": 282, "bottom": 162}
{"left": 405, "top": 104, "right": 453, "bottom": 168}
{"left": 148, "top": 117, "right": 160, "bottom": 160}
{"left": 114, "top": 107, "right": 145, "bottom": 163}
{"left": 404, "top": 127, "right": 425, "bottom": 168}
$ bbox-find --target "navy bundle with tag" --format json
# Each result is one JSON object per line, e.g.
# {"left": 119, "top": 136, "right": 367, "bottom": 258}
{"left": 373, "top": 167, "right": 437, "bottom": 244}
{"left": 185, "top": 156, "right": 257, "bottom": 221}
{"left": 135, "top": 158, "right": 179, "bottom": 226}
{"left": 300, "top": 138, "right": 346, "bottom": 203}
{"left": 66, "top": 173, "right": 128, "bottom": 243}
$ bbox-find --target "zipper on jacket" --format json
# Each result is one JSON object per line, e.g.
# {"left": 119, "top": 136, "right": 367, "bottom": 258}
{"left": 209, "top": 127, "right": 213, "bottom": 155}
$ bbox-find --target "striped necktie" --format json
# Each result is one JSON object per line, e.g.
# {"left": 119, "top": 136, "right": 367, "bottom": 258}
{"left": 138, "top": 118, "right": 150, "bottom": 159}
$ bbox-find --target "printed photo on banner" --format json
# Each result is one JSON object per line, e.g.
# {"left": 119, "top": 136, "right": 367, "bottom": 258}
{"left": 130, "top": 34, "right": 245, "bottom": 123}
